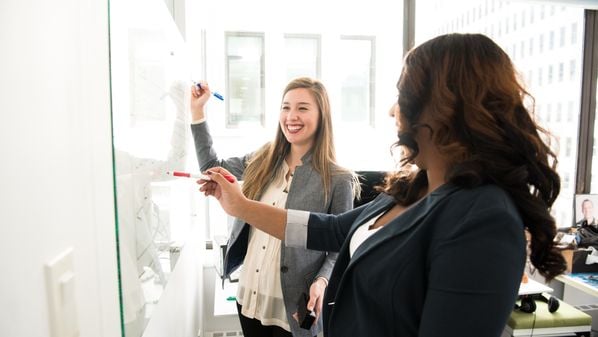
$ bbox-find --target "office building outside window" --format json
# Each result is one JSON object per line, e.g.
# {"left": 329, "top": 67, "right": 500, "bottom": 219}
{"left": 415, "top": 0, "right": 584, "bottom": 228}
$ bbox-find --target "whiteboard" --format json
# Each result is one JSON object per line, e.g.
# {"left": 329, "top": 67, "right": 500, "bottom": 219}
{"left": 109, "top": 0, "right": 199, "bottom": 335}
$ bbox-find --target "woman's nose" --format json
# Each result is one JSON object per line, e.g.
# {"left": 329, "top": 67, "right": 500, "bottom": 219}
{"left": 286, "top": 109, "right": 299, "bottom": 120}
{"left": 389, "top": 103, "right": 398, "bottom": 117}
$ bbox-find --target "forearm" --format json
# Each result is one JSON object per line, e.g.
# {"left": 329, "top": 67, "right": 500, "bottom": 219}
{"left": 239, "top": 199, "right": 288, "bottom": 240}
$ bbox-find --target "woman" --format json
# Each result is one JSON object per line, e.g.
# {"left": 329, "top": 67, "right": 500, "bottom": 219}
{"left": 198, "top": 34, "right": 567, "bottom": 337}
{"left": 190, "top": 77, "right": 356, "bottom": 337}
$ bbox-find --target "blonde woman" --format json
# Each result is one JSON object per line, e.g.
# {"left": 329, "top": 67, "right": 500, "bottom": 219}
{"left": 190, "top": 77, "right": 356, "bottom": 337}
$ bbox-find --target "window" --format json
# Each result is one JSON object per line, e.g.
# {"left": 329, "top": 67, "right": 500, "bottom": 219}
{"left": 225, "top": 32, "right": 265, "bottom": 127}
{"left": 339, "top": 36, "right": 375, "bottom": 125}
{"left": 284, "top": 34, "right": 321, "bottom": 81}
{"left": 556, "top": 103, "right": 562, "bottom": 122}
{"left": 566, "top": 137, "right": 572, "bottom": 157}
{"left": 539, "top": 33, "right": 544, "bottom": 53}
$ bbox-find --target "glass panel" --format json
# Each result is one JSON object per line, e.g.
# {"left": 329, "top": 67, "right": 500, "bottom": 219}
{"left": 339, "top": 37, "right": 375, "bottom": 124}
{"left": 109, "top": 0, "right": 199, "bottom": 335}
{"left": 415, "top": 1, "right": 585, "bottom": 229}
{"left": 284, "top": 34, "right": 320, "bottom": 81}
{"left": 225, "top": 33, "right": 265, "bottom": 127}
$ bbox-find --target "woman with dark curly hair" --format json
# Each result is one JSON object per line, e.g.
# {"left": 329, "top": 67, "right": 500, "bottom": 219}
{"left": 198, "top": 33, "right": 567, "bottom": 337}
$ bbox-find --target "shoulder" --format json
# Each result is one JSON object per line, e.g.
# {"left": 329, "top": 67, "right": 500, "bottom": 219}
{"left": 434, "top": 185, "right": 526, "bottom": 242}
{"left": 439, "top": 184, "right": 522, "bottom": 224}
{"left": 451, "top": 184, "right": 515, "bottom": 207}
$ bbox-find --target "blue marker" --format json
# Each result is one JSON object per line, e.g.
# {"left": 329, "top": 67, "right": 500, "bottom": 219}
{"left": 193, "top": 81, "right": 224, "bottom": 101}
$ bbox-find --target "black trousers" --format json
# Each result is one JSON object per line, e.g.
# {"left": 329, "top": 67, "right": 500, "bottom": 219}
{"left": 236, "top": 302, "right": 294, "bottom": 337}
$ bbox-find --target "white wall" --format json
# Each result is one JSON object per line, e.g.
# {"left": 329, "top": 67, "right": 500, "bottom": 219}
{"left": 0, "top": 0, "right": 121, "bottom": 336}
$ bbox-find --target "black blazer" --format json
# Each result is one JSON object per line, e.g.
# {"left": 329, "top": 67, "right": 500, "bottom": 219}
{"left": 305, "top": 183, "right": 527, "bottom": 337}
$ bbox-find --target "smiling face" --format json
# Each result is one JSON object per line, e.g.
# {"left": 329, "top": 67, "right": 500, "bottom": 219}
{"left": 279, "top": 88, "right": 320, "bottom": 149}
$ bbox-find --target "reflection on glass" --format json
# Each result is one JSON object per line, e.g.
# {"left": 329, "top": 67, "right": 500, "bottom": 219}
{"left": 284, "top": 34, "right": 321, "bottom": 81}
{"left": 109, "top": 0, "right": 194, "bottom": 335}
{"left": 415, "top": 1, "right": 584, "bottom": 228}
{"left": 340, "top": 37, "right": 375, "bottom": 124}
{"left": 225, "top": 33, "right": 265, "bottom": 127}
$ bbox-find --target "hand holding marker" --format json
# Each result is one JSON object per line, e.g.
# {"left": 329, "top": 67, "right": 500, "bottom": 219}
{"left": 193, "top": 81, "right": 224, "bottom": 101}
{"left": 167, "top": 170, "right": 235, "bottom": 183}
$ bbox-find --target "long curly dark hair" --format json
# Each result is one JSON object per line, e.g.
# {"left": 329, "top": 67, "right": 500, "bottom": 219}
{"left": 382, "top": 33, "right": 566, "bottom": 281}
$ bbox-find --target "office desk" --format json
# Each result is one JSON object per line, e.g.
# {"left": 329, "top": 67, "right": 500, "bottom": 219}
{"left": 555, "top": 274, "right": 598, "bottom": 298}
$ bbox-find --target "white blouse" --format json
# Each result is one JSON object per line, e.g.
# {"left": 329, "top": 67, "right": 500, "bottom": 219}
{"left": 349, "top": 213, "right": 383, "bottom": 258}
{"left": 236, "top": 163, "right": 293, "bottom": 331}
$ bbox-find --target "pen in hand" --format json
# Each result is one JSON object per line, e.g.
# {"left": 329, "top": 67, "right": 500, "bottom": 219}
{"left": 167, "top": 170, "right": 235, "bottom": 183}
{"left": 193, "top": 81, "right": 224, "bottom": 101}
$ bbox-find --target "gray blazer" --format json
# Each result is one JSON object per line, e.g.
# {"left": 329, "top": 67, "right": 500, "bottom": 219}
{"left": 191, "top": 122, "right": 354, "bottom": 337}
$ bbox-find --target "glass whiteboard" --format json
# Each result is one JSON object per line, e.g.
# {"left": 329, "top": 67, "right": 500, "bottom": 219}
{"left": 109, "top": 0, "right": 197, "bottom": 335}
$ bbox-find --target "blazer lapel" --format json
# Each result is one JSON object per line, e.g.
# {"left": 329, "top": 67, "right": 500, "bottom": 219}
{"left": 347, "top": 183, "right": 460, "bottom": 268}
{"left": 346, "top": 194, "right": 396, "bottom": 238}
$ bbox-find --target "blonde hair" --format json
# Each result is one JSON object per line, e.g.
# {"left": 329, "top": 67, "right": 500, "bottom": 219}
{"left": 242, "top": 77, "right": 348, "bottom": 202}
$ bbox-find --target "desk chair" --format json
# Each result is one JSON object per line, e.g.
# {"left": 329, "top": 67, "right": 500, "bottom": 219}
{"left": 354, "top": 171, "right": 387, "bottom": 208}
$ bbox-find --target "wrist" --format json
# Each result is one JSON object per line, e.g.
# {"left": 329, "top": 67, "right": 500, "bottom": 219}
{"left": 315, "top": 276, "right": 328, "bottom": 288}
{"left": 191, "top": 109, "right": 205, "bottom": 122}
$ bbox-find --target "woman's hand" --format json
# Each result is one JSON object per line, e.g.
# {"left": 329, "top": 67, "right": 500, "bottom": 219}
{"left": 197, "top": 167, "right": 246, "bottom": 219}
{"left": 292, "top": 277, "right": 327, "bottom": 327}
{"left": 308, "top": 277, "right": 327, "bottom": 323}
{"left": 200, "top": 167, "right": 288, "bottom": 240}
{"left": 190, "top": 81, "right": 212, "bottom": 121}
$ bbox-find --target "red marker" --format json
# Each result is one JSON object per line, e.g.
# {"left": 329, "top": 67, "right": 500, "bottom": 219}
{"left": 167, "top": 170, "right": 235, "bottom": 183}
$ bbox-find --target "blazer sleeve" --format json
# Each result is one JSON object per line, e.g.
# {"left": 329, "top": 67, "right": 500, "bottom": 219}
{"left": 315, "top": 173, "right": 355, "bottom": 281}
{"left": 191, "top": 122, "right": 251, "bottom": 179}
{"left": 418, "top": 206, "right": 526, "bottom": 337}
{"left": 284, "top": 201, "right": 368, "bottom": 253}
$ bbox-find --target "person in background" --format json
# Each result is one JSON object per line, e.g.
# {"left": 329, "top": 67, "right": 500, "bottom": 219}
{"left": 575, "top": 199, "right": 597, "bottom": 229}
{"left": 189, "top": 77, "right": 357, "bottom": 337}
{"left": 198, "top": 33, "right": 567, "bottom": 337}
{"left": 575, "top": 199, "right": 598, "bottom": 247}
